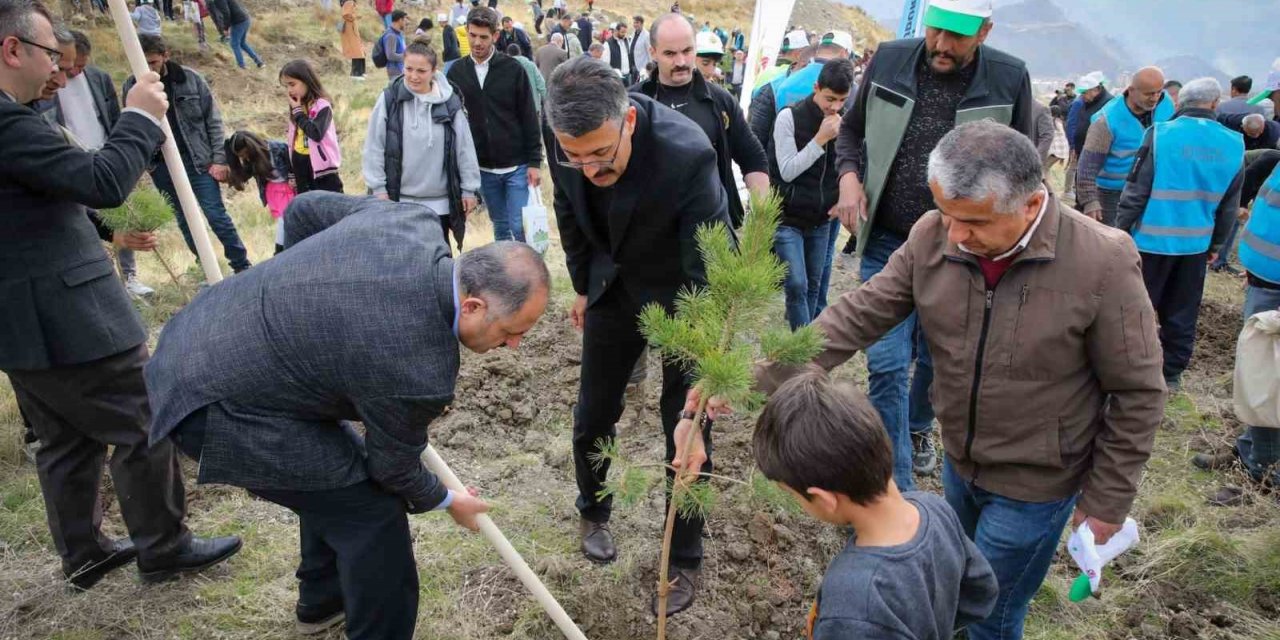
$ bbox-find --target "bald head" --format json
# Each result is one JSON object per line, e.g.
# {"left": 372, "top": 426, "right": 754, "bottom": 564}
{"left": 550, "top": 32, "right": 563, "bottom": 45}
{"left": 650, "top": 11, "right": 693, "bottom": 46}
{"left": 1243, "top": 113, "right": 1266, "bottom": 138}
{"left": 1126, "top": 66, "right": 1167, "bottom": 114}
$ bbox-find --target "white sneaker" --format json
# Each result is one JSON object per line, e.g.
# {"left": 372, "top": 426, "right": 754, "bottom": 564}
{"left": 125, "top": 275, "right": 156, "bottom": 299}
{"left": 352, "top": 75, "right": 367, "bottom": 81}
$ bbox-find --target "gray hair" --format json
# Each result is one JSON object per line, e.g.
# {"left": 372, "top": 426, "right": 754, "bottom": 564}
{"left": 0, "top": 0, "right": 53, "bottom": 42}
{"left": 1177, "top": 77, "right": 1221, "bottom": 108}
{"left": 587, "top": 42, "right": 604, "bottom": 54}
{"left": 456, "top": 241, "right": 550, "bottom": 317}
{"left": 549, "top": 32, "right": 563, "bottom": 45}
{"left": 546, "top": 56, "right": 628, "bottom": 137}
{"left": 51, "top": 20, "right": 71, "bottom": 44}
{"left": 1243, "top": 113, "right": 1266, "bottom": 131}
{"left": 926, "top": 120, "right": 1043, "bottom": 215}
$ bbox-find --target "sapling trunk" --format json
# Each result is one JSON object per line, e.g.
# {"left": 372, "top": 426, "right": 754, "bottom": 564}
{"left": 656, "top": 394, "right": 708, "bottom": 640}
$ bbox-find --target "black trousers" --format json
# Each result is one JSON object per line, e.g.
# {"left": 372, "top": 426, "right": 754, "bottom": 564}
{"left": 1140, "top": 251, "right": 1208, "bottom": 379}
{"left": 171, "top": 408, "right": 419, "bottom": 640}
{"left": 5, "top": 345, "right": 190, "bottom": 575}
{"left": 291, "top": 151, "right": 345, "bottom": 195}
{"left": 573, "top": 284, "right": 713, "bottom": 569}
{"left": 350, "top": 58, "right": 366, "bottom": 77}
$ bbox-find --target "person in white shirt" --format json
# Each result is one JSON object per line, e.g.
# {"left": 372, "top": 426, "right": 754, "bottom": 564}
{"left": 55, "top": 31, "right": 156, "bottom": 298}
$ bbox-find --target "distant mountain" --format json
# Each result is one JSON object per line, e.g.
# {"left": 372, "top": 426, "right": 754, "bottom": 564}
{"left": 1153, "top": 56, "right": 1231, "bottom": 87}
{"left": 982, "top": 0, "right": 1132, "bottom": 80}
{"left": 840, "top": 0, "right": 1269, "bottom": 83}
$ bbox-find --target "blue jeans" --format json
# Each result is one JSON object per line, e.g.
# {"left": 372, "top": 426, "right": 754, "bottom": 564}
{"left": 228, "top": 19, "right": 262, "bottom": 68}
{"left": 1236, "top": 284, "right": 1280, "bottom": 484}
{"left": 815, "top": 218, "right": 840, "bottom": 315}
{"left": 152, "top": 163, "right": 252, "bottom": 272}
{"left": 943, "top": 460, "right": 1078, "bottom": 640}
{"left": 774, "top": 224, "right": 833, "bottom": 329}
{"left": 860, "top": 228, "right": 934, "bottom": 490}
{"left": 479, "top": 165, "right": 530, "bottom": 242}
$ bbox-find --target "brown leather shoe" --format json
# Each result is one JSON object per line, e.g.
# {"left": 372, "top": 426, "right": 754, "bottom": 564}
{"left": 651, "top": 567, "right": 699, "bottom": 617}
{"left": 579, "top": 518, "right": 616, "bottom": 564}
{"left": 1192, "top": 451, "right": 1238, "bottom": 471}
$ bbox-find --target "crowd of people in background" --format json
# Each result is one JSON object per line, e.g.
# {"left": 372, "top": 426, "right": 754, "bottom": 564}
{"left": 4, "top": 0, "right": 1280, "bottom": 639}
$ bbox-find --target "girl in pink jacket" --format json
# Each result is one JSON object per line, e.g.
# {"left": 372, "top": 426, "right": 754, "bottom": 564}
{"left": 280, "top": 59, "right": 344, "bottom": 193}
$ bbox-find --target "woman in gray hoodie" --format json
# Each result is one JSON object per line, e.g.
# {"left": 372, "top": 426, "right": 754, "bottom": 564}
{"left": 363, "top": 38, "right": 482, "bottom": 250}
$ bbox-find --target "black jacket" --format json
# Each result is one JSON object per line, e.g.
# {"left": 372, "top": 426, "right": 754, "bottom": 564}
{"left": 447, "top": 52, "right": 543, "bottom": 169}
{"left": 771, "top": 98, "right": 838, "bottom": 230}
{"left": 0, "top": 93, "right": 163, "bottom": 370}
{"left": 1070, "top": 88, "right": 1111, "bottom": 152}
{"left": 548, "top": 94, "right": 731, "bottom": 309}
{"left": 208, "top": 0, "right": 248, "bottom": 32}
{"left": 575, "top": 17, "right": 592, "bottom": 50}
{"left": 442, "top": 25, "right": 461, "bottom": 62}
{"left": 1218, "top": 112, "right": 1280, "bottom": 152}
{"left": 380, "top": 76, "right": 468, "bottom": 249}
{"left": 498, "top": 27, "right": 533, "bottom": 59}
{"left": 749, "top": 81, "right": 777, "bottom": 149}
{"left": 632, "top": 69, "right": 768, "bottom": 227}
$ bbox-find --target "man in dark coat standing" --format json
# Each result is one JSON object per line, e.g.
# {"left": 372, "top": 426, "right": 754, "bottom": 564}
{"left": 545, "top": 56, "right": 730, "bottom": 617}
{"left": 0, "top": 0, "right": 240, "bottom": 591}
{"left": 146, "top": 192, "right": 550, "bottom": 639}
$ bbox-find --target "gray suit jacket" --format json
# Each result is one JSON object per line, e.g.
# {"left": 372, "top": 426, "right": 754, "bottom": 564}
{"left": 146, "top": 193, "right": 458, "bottom": 512}
{"left": 0, "top": 93, "right": 162, "bottom": 371}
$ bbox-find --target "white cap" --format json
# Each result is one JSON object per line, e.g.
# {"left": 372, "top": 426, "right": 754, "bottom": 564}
{"left": 818, "top": 30, "right": 854, "bottom": 54}
{"left": 437, "top": 13, "right": 447, "bottom": 22}
{"left": 781, "top": 29, "right": 807, "bottom": 53}
{"left": 924, "top": 0, "right": 993, "bottom": 36}
{"left": 1075, "top": 71, "right": 1106, "bottom": 93}
{"left": 696, "top": 30, "right": 723, "bottom": 57}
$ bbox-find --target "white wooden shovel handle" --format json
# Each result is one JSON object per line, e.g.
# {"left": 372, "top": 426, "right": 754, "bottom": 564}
{"left": 107, "top": 0, "right": 224, "bottom": 285}
{"left": 423, "top": 445, "right": 589, "bottom": 640}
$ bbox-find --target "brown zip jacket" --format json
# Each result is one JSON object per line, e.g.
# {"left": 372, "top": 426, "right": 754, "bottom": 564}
{"left": 757, "top": 192, "right": 1166, "bottom": 523}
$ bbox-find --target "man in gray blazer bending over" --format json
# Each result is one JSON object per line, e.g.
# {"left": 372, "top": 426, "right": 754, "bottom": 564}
{"left": 146, "top": 191, "right": 550, "bottom": 639}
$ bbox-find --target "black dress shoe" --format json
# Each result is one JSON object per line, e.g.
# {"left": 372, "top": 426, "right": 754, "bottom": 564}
{"left": 65, "top": 538, "right": 138, "bottom": 591}
{"left": 137, "top": 535, "right": 243, "bottom": 583}
{"left": 579, "top": 518, "right": 617, "bottom": 564}
{"left": 1192, "top": 451, "right": 1238, "bottom": 471}
{"left": 1207, "top": 485, "right": 1250, "bottom": 507}
{"left": 650, "top": 567, "right": 699, "bottom": 617}
{"left": 296, "top": 598, "right": 346, "bottom": 635}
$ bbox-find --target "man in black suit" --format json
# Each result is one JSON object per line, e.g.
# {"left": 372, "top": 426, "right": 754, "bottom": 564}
{"left": 545, "top": 56, "right": 730, "bottom": 616}
{"left": 0, "top": 0, "right": 240, "bottom": 590}
{"left": 147, "top": 193, "right": 550, "bottom": 638}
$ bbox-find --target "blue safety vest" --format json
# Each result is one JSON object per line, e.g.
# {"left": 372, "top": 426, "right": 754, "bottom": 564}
{"left": 1240, "top": 163, "right": 1280, "bottom": 285}
{"left": 774, "top": 61, "right": 824, "bottom": 111}
{"left": 1132, "top": 116, "right": 1244, "bottom": 255}
{"left": 1091, "top": 93, "right": 1175, "bottom": 191}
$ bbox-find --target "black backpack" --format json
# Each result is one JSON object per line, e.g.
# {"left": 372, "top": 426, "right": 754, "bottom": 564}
{"left": 372, "top": 30, "right": 390, "bottom": 68}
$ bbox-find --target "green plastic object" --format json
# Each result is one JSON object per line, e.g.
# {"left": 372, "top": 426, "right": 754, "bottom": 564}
{"left": 1069, "top": 573, "right": 1093, "bottom": 602}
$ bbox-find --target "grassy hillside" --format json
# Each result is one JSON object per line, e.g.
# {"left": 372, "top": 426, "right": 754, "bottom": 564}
{"left": 0, "top": 1, "right": 1276, "bottom": 639}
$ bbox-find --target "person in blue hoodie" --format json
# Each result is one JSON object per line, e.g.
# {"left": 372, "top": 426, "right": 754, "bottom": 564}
{"left": 363, "top": 38, "right": 481, "bottom": 250}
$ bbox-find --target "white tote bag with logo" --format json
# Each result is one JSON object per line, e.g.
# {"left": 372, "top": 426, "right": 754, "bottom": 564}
{"left": 522, "top": 189, "right": 550, "bottom": 254}
{"left": 1235, "top": 310, "right": 1280, "bottom": 428}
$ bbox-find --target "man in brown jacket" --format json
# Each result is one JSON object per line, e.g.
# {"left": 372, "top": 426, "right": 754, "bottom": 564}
{"left": 677, "top": 121, "right": 1165, "bottom": 640}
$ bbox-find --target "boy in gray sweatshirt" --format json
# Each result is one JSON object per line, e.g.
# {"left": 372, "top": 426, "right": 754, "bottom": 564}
{"left": 754, "top": 372, "right": 998, "bottom": 640}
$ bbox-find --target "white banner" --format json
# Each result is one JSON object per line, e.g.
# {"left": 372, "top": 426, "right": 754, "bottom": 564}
{"left": 738, "top": 0, "right": 798, "bottom": 113}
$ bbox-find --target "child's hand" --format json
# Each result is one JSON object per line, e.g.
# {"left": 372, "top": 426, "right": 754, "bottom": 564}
{"left": 287, "top": 93, "right": 302, "bottom": 109}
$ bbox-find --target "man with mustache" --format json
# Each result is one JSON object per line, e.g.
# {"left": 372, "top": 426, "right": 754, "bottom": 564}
{"left": 829, "top": 0, "right": 1034, "bottom": 492}
{"left": 544, "top": 56, "right": 731, "bottom": 616}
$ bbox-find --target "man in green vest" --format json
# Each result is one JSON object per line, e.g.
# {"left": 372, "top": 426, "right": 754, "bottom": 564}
{"left": 1076, "top": 66, "right": 1175, "bottom": 227}
{"left": 828, "top": 0, "right": 1034, "bottom": 488}
{"left": 1114, "top": 77, "right": 1244, "bottom": 392}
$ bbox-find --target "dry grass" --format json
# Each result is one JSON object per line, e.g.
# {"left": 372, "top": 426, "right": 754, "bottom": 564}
{"left": 1, "top": 1, "right": 1278, "bottom": 639}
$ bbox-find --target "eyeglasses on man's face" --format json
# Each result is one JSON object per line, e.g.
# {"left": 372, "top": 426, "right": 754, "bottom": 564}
{"left": 15, "top": 37, "right": 62, "bottom": 66}
{"left": 554, "top": 124, "right": 624, "bottom": 170}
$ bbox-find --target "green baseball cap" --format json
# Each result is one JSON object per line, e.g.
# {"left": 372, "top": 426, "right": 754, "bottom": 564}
{"left": 924, "top": 0, "right": 993, "bottom": 37}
